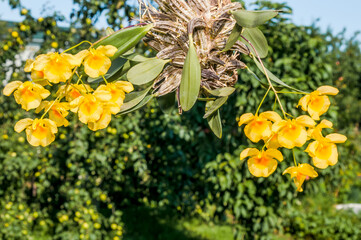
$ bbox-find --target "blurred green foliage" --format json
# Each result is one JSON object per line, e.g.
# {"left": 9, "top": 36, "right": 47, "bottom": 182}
{"left": 0, "top": 0, "right": 360, "bottom": 240}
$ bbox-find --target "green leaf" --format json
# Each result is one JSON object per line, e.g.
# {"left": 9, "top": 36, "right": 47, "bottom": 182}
{"left": 122, "top": 52, "right": 152, "bottom": 62}
{"left": 87, "top": 57, "right": 127, "bottom": 83}
{"left": 241, "top": 27, "right": 268, "bottom": 58}
{"left": 180, "top": 35, "right": 201, "bottom": 111}
{"left": 223, "top": 24, "right": 242, "bottom": 52}
{"left": 127, "top": 58, "right": 169, "bottom": 85}
{"left": 118, "top": 95, "right": 153, "bottom": 115}
{"left": 205, "top": 87, "right": 235, "bottom": 97}
{"left": 252, "top": 56, "right": 302, "bottom": 92}
{"left": 94, "top": 24, "right": 153, "bottom": 60}
{"left": 157, "top": 91, "right": 176, "bottom": 114}
{"left": 118, "top": 85, "right": 153, "bottom": 112}
{"left": 203, "top": 97, "right": 228, "bottom": 119}
{"left": 232, "top": 10, "right": 278, "bottom": 28}
{"left": 207, "top": 110, "right": 222, "bottom": 139}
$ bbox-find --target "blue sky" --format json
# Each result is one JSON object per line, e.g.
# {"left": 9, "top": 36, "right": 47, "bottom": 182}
{"left": 0, "top": 0, "right": 360, "bottom": 40}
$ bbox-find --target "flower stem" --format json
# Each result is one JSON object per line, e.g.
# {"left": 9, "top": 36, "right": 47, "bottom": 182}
{"left": 241, "top": 35, "right": 287, "bottom": 119}
{"left": 256, "top": 86, "right": 271, "bottom": 116}
{"left": 63, "top": 40, "right": 92, "bottom": 53}
{"left": 292, "top": 149, "right": 298, "bottom": 166}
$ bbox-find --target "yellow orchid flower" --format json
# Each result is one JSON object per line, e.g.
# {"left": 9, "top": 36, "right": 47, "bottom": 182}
{"left": 36, "top": 101, "right": 70, "bottom": 127}
{"left": 87, "top": 102, "right": 119, "bottom": 131}
{"left": 14, "top": 118, "right": 58, "bottom": 147}
{"left": 265, "top": 133, "right": 282, "bottom": 149}
{"left": 24, "top": 59, "right": 49, "bottom": 86}
{"left": 307, "top": 119, "right": 333, "bottom": 140}
{"left": 94, "top": 81, "right": 134, "bottom": 111}
{"left": 305, "top": 133, "right": 347, "bottom": 169}
{"left": 3, "top": 81, "right": 50, "bottom": 111}
{"left": 82, "top": 45, "right": 118, "bottom": 78}
{"left": 70, "top": 90, "right": 111, "bottom": 124}
{"left": 32, "top": 51, "right": 87, "bottom": 83}
{"left": 57, "top": 84, "right": 93, "bottom": 102}
{"left": 283, "top": 163, "right": 318, "bottom": 192}
{"left": 238, "top": 111, "right": 282, "bottom": 143}
{"left": 240, "top": 148, "right": 283, "bottom": 177}
{"left": 272, "top": 115, "right": 316, "bottom": 149}
{"left": 298, "top": 86, "right": 339, "bottom": 120}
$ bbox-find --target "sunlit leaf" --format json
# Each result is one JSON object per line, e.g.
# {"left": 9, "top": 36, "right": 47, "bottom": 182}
{"left": 127, "top": 58, "right": 170, "bottom": 85}
{"left": 232, "top": 10, "right": 278, "bottom": 28}
{"left": 205, "top": 87, "right": 235, "bottom": 97}
{"left": 180, "top": 35, "right": 201, "bottom": 111}
{"left": 253, "top": 56, "right": 303, "bottom": 92}
{"left": 118, "top": 95, "right": 153, "bottom": 115}
{"left": 207, "top": 110, "right": 222, "bottom": 139}
{"left": 223, "top": 24, "right": 242, "bottom": 52}
{"left": 241, "top": 27, "right": 268, "bottom": 58}
{"left": 157, "top": 91, "right": 176, "bottom": 114}
{"left": 203, "top": 97, "right": 228, "bottom": 119}
{"left": 119, "top": 85, "right": 153, "bottom": 112}
{"left": 94, "top": 24, "right": 153, "bottom": 59}
{"left": 122, "top": 52, "right": 153, "bottom": 62}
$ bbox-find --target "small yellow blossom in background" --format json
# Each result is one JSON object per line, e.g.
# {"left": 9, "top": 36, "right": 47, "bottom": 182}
{"left": 3, "top": 45, "right": 9, "bottom": 51}
{"left": 82, "top": 45, "right": 118, "bottom": 78}
{"left": 51, "top": 42, "right": 59, "bottom": 48}
{"left": 283, "top": 164, "right": 318, "bottom": 192}
{"left": 20, "top": 8, "right": 28, "bottom": 15}
{"left": 272, "top": 115, "right": 316, "bottom": 149}
{"left": 240, "top": 148, "right": 283, "bottom": 177}
{"left": 36, "top": 101, "right": 70, "bottom": 127}
{"left": 3, "top": 81, "right": 50, "bottom": 111}
{"left": 298, "top": 85, "right": 339, "bottom": 120}
{"left": 306, "top": 133, "right": 347, "bottom": 169}
{"left": 238, "top": 111, "right": 282, "bottom": 143}
{"left": 11, "top": 31, "right": 19, "bottom": 38}
{"left": 14, "top": 118, "right": 58, "bottom": 147}
{"left": 32, "top": 52, "right": 86, "bottom": 83}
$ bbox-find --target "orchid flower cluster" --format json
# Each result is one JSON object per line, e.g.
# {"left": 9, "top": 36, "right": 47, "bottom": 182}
{"left": 239, "top": 86, "right": 347, "bottom": 192}
{"left": 3, "top": 43, "right": 134, "bottom": 147}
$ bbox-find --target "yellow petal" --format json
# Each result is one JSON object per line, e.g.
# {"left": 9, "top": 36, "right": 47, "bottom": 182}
{"left": 299, "top": 163, "right": 318, "bottom": 178}
{"left": 271, "top": 120, "right": 287, "bottom": 132}
{"left": 259, "top": 111, "right": 282, "bottom": 122}
{"left": 325, "top": 133, "right": 347, "bottom": 143}
{"left": 247, "top": 158, "right": 278, "bottom": 177}
{"left": 298, "top": 95, "right": 310, "bottom": 111}
{"left": 296, "top": 115, "right": 316, "bottom": 127}
{"left": 305, "top": 141, "right": 318, "bottom": 157}
{"left": 317, "top": 86, "right": 339, "bottom": 95}
{"left": 3, "top": 81, "right": 22, "bottom": 96}
{"left": 312, "top": 157, "right": 329, "bottom": 169}
{"left": 44, "top": 119, "right": 58, "bottom": 134}
{"left": 114, "top": 81, "right": 134, "bottom": 93}
{"left": 318, "top": 119, "right": 333, "bottom": 129}
{"left": 240, "top": 148, "right": 259, "bottom": 160}
{"left": 94, "top": 89, "right": 112, "bottom": 101}
{"left": 265, "top": 149, "right": 283, "bottom": 162}
{"left": 24, "top": 59, "right": 34, "bottom": 72}
{"left": 97, "top": 45, "right": 118, "bottom": 57}
{"left": 75, "top": 50, "right": 89, "bottom": 62}
{"left": 14, "top": 118, "right": 33, "bottom": 132}
{"left": 84, "top": 56, "right": 111, "bottom": 78}
{"left": 70, "top": 96, "right": 84, "bottom": 112}
{"left": 35, "top": 101, "right": 49, "bottom": 114}
{"left": 62, "top": 53, "right": 83, "bottom": 67}
{"left": 238, "top": 113, "right": 254, "bottom": 126}
{"left": 33, "top": 54, "right": 49, "bottom": 71}
{"left": 282, "top": 166, "right": 297, "bottom": 177}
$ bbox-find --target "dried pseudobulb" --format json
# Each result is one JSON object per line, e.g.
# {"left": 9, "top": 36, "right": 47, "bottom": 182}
{"left": 139, "top": 0, "right": 249, "bottom": 96}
